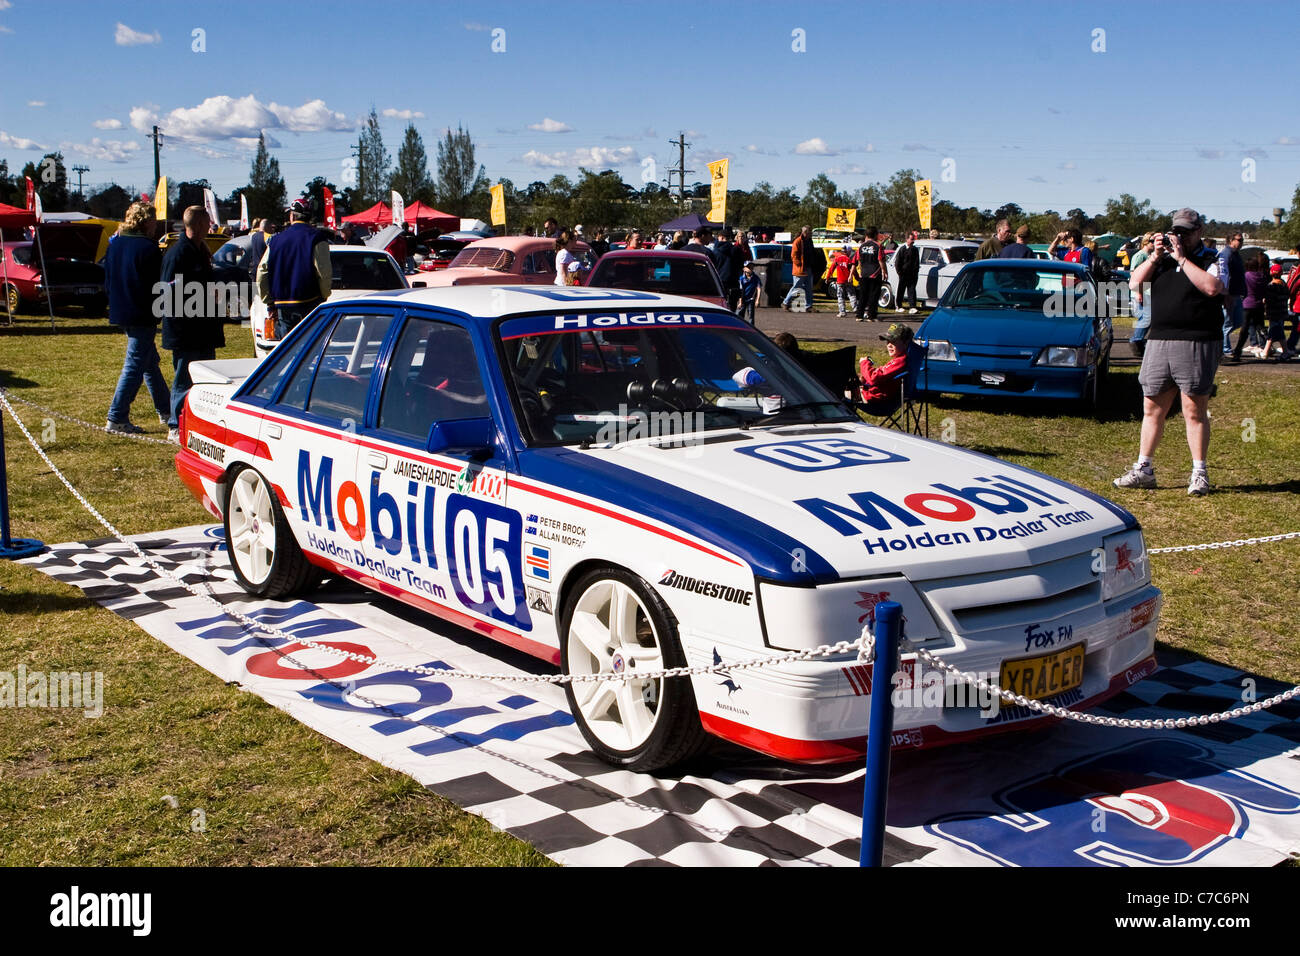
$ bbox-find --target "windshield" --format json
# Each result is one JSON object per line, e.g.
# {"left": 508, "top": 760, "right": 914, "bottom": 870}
{"left": 942, "top": 266, "right": 1093, "bottom": 313}
{"left": 497, "top": 311, "right": 853, "bottom": 446}
{"left": 331, "top": 252, "right": 406, "bottom": 290}
{"left": 588, "top": 256, "right": 722, "bottom": 298}
{"left": 448, "top": 245, "right": 516, "bottom": 272}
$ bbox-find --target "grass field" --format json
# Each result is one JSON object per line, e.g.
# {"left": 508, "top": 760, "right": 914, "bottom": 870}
{"left": 1, "top": 311, "right": 1298, "bottom": 866}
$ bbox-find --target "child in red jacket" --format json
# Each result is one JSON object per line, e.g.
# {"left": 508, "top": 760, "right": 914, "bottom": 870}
{"left": 859, "top": 323, "right": 913, "bottom": 413}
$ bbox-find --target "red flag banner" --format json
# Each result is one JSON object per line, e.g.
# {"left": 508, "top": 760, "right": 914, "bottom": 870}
{"left": 25, "top": 177, "right": 35, "bottom": 211}
{"left": 323, "top": 187, "right": 336, "bottom": 230}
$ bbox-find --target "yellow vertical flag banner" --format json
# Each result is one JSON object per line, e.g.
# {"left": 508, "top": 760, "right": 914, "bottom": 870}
{"left": 825, "top": 207, "right": 857, "bottom": 232}
{"left": 489, "top": 183, "right": 506, "bottom": 227}
{"left": 707, "top": 159, "right": 728, "bottom": 223}
{"left": 155, "top": 177, "right": 168, "bottom": 222}
{"left": 915, "top": 179, "right": 932, "bottom": 231}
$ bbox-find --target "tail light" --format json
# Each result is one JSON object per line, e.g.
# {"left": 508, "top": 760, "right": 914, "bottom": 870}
{"left": 262, "top": 314, "right": 277, "bottom": 342}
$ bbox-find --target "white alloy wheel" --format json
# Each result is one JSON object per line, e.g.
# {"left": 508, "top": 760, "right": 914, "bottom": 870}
{"left": 228, "top": 467, "right": 278, "bottom": 586}
{"left": 566, "top": 578, "right": 666, "bottom": 752}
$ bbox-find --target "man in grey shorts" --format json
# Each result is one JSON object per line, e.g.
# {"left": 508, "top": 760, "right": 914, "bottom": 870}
{"left": 1114, "top": 208, "right": 1225, "bottom": 496}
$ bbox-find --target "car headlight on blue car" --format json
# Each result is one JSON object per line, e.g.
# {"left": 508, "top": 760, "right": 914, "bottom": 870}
{"left": 1099, "top": 529, "right": 1150, "bottom": 601}
{"left": 1034, "top": 346, "right": 1088, "bottom": 367}
{"left": 927, "top": 339, "right": 957, "bottom": 362}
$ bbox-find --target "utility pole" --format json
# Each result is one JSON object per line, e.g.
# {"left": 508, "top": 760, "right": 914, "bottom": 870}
{"left": 667, "top": 132, "right": 693, "bottom": 205}
{"left": 351, "top": 141, "right": 363, "bottom": 204}
{"left": 149, "top": 125, "right": 164, "bottom": 187}
{"left": 71, "top": 165, "right": 89, "bottom": 198}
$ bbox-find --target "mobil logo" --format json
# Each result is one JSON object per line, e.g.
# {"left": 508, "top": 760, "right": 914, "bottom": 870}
{"left": 796, "top": 472, "right": 1072, "bottom": 533}
{"left": 927, "top": 739, "right": 1300, "bottom": 866}
{"left": 735, "top": 438, "right": 907, "bottom": 472}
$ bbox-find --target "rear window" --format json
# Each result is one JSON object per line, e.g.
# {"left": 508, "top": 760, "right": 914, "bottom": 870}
{"left": 448, "top": 245, "right": 516, "bottom": 272}
{"left": 946, "top": 246, "right": 977, "bottom": 263}
{"left": 590, "top": 256, "right": 722, "bottom": 297}
{"left": 332, "top": 252, "right": 405, "bottom": 290}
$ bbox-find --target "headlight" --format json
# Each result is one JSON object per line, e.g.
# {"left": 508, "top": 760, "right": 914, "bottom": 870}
{"left": 1099, "top": 529, "right": 1150, "bottom": 601}
{"left": 1035, "top": 346, "right": 1088, "bottom": 367}
{"left": 760, "top": 576, "right": 942, "bottom": 651}
{"left": 927, "top": 339, "right": 957, "bottom": 362}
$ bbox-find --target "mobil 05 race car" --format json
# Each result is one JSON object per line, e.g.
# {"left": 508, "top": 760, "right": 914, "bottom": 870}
{"left": 175, "top": 286, "right": 1160, "bottom": 771}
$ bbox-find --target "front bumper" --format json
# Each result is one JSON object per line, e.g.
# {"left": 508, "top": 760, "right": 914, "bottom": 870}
{"left": 920, "top": 361, "right": 1092, "bottom": 400}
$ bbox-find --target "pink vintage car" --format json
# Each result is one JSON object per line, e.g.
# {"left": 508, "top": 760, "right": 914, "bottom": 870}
{"left": 417, "top": 236, "right": 591, "bottom": 287}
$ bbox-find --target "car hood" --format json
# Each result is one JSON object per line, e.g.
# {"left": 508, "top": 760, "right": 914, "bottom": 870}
{"left": 523, "top": 421, "right": 1132, "bottom": 584}
{"left": 419, "top": 267, "right": 524, "bottom": 286}
{"left": 35, "top": 223, "right": 103, "bottom": 262}
{"left": 923, "top": 307, "right": 1089, "bottom": 348}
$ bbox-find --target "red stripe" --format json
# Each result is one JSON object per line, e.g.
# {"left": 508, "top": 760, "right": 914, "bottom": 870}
{"left": 187, "top": 411, "right": 273, "bottom": 460}
{"left": 303, "top": 552, "right": 561, "bottom": 666}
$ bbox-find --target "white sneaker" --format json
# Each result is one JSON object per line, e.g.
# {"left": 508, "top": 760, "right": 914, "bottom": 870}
{"left": 1113, "top": 464, "right": 1156, "bottom": 489}
{"left": 1187, "top": 472, "right": 1211, "bottom": 496}
{"left": 837, "top": 311, "right": 847, "bottom": 317}
{"left": 105, "top": 419, "right": 144, "bottom": 435}
{"left": 908, "top": 307, "right": 919, "bottom": 314}
{"left": 158, "top": 412, "right": 169, "bottom": 425}
{"left": 167, "top": 428, "right": 181, "bottom": 445}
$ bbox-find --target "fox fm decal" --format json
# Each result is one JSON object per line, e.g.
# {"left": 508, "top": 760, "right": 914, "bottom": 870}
{"left": 928, "top": 740, "right": 1300, "bottom": 866}
{"left": 296, "top": 451, "right": 532, "bottom": 630}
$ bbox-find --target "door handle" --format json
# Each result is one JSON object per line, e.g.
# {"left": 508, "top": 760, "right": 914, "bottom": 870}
{"left": 368, "top": 452, "right": 388, "bottom": 469}
{"left": 265, "top": 424, "right": 282, "bottom": 439}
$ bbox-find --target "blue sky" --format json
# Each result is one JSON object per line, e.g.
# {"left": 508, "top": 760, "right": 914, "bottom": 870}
{"left": 1, "top": 0, "right": 1294, "bottom": 222}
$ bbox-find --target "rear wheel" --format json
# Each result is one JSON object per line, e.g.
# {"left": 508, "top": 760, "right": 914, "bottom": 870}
{"left": 560, "top": 567, "right": 708, "bottom": 771}
{"left": 878, "top": 284, "right": 894, "bottom": 310}
{"left": 223, "top": 465, "right": 320, "bottom": 598}
{"left": 4, "top": 284, "right": 21, "bottom": 315}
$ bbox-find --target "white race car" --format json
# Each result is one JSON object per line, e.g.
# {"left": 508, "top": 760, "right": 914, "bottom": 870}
{"left": 176, "top": 287, "right": 1160, "bottom": 771}
{"left": 252, "top": 245, "right": 410, "bottom": 358}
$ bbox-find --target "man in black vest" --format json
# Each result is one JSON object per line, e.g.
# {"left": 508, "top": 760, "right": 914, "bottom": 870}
{"left": 256, "top": 198, "right": 331, "bottom": 343}
{"left": 892, "top": 232, "right": 921, "bottom": 313}
{"left": 854, "top": 226, "right": 886, "bottom": 322}
{"left": 160, "top": 205, "right": 225, "bottom": 443}
{"left": 1114, "top": 208, "right": 1224, "bottom": 496}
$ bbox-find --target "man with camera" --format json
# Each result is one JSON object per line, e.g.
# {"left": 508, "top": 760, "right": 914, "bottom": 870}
{"left": 1114, "top": 208, "right": 1224, "bottom": 496}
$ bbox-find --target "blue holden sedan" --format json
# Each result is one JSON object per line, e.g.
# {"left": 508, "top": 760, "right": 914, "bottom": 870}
{"left": 915, "top": 260, "right": 1114, "bottom": 407}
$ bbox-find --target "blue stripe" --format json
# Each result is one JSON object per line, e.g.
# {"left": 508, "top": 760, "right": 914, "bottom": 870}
{"left": 519, "top": 447, "right": 837, "bottom": 582}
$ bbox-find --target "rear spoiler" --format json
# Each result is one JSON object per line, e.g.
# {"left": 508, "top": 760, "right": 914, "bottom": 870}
{"left": 188, "top": 358, "right": 260, "bottom": 387}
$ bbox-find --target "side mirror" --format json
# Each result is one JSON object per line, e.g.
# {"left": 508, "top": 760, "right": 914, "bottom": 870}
{"left": 411, "top": 280, "right": 426, "bottom": 288}
{"left": 427, "top": 417, "right": 496, "bottom": 460}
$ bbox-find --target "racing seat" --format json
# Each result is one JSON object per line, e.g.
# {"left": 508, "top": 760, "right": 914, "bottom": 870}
{"left": 877, "top": 341, "right": 929, "bottom": 436}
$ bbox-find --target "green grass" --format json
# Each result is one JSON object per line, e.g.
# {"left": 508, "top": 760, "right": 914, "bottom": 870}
{"left": 2, "top": 312, "right": 1298, "bottom": 866}
{"left": 0, "top": 313, "right": 552, "bottom": 866}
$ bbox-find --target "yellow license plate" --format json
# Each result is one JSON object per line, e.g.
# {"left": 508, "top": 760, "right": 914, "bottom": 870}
{"left": 1000, "top": 643, "right": 1085, "bottom": 701}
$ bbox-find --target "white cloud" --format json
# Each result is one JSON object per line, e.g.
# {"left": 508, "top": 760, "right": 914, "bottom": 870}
{"left": 527, "top": 117, "right": 573, "bottom": 133}
{"left": 1275, "top": 135, "right": 1296, "bottom": 145}
{"left": 186, "top": 144, "right": 227, "bottom": 160}
{"left": 0, "top": 25, "right": 12, "bottom": 34}
{"left": 463, "top": 21, "right": 490, "bottom": 30}
{"left": 129, "top": 95, "right": 351, "bottom": 142}
{"left": 27, "top": 101, "right": 45, "bottom": 108}
{"left": 521, "top": 146, "right": 638, "bottom": 168}
{"left": 1060, "top": 160, "right": 1077, "bottom": 170}
{"left": 745, "top": 144, "right": 778, "bottom": 156}
{"left": 60, "top": 137, "right": 140, "bottom": 164}
{"left": 115, "top": 22, "right": 161, "bottom": 46}
{"left": 1028, "top": 175, "right": 1047, "bottom": 183}
{"left": 794, "top": 137, "right": 837, "bottom": 156}
{"left": 232, "top": 134, "right": 280, "bottom": 149}
{"left": 825, "top": 164, "right": 867, "bottom": 175}
{"left": 0, "top": 130, "right": 45, "bottom": 150}
{"left": 0, "top": 2, "right": 13, "bottom": 10}
{"left": 382, "top": 108, "right": 426, "bottom": 120}
{"left": 93, "top": 118, "right": 124, "bottom": 130}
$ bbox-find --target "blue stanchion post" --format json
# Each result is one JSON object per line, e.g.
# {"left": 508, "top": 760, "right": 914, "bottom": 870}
{"left": 860, "top": 600, "right": 903, "bottom": 867}
{"left": 0, "top": 404, "right": 45, "bottom": 559}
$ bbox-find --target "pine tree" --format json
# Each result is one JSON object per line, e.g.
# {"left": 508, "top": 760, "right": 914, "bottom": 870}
{"left": 390, "top": 124, "right": 434, "bottom": 205}
{"left": 435, "top": 124, "right": 489, "bottom": 217}
{"left": 358, "top": 108, "right": 391, "bottom": 207}
{"left": 246, "top": 132, "right": 286, "bottom": 219}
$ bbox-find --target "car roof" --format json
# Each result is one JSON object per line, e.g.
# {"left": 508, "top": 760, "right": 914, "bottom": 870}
{"left": 464, "top": 235, "right": 574, "bottom": 252}
{"left": 914, "top": 239, "right": 980, "bottom": 247}
{"left": 596, "top": 249, "right": 713, "bottom": 260}
{"left": 326, "top": 285, "right": 728, "bottom": 318}
{"left": 963, "top": 258, "right": 1092, "bottom": 275}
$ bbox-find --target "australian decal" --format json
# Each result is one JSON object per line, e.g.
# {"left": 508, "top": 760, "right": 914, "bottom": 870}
{"left": 658, "top": 571, "right": 753, "bottom": 606}
{"left": 524, "top": 513, "right": 587, "bottom": 548}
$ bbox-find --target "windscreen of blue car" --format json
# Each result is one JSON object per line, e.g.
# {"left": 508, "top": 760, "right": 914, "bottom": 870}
{"left": 497, "top": 311, "right": 853, "bottom": 446}
{"left": 942, "top": 267, "right": 1094, "bottom": 313}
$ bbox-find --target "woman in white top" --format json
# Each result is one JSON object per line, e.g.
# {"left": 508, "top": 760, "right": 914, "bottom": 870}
{"left": 553, "top": 229, "right": 588, "bottom": 286}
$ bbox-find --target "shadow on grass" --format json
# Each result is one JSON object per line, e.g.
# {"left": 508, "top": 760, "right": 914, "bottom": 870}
{"left": 0, "top": 588, "right": 96, "bottom": 615}
{"left": 922, "top": 370, "right": 1145, "bottom": 425}
{"left": 0, "top": 370, "right": 41, "bottom": 389}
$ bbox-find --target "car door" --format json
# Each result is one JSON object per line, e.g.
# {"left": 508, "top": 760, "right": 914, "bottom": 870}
{"left": 260, "top": 306, "right": 401, "bottom": 562}
{"left": 920, "top": 246, "right": 946, "bottom": 299}
{"left": 359, "top": 311, "right": 532, "bottom": 634}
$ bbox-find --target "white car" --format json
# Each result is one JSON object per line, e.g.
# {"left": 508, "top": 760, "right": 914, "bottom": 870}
{"left": 176, "top": 286, "right": 1160, "bottom": 770}
{"left": 882, "top": 239, "right": 979, "bottom": 309}
{"left": 252, "top": 245, "right": 409, "bottom": 358}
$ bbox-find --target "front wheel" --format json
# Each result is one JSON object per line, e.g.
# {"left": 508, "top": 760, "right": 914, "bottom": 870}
{"left": 560, "top": 567, "right": 708, "bottom": 771}
{"left": 878, "top": 284, "right": 894, "bottom": 310}
{"left": 4, "top": 284, "right": 21, "bottom": 315}
{"left": 223, "top": 465, "right": 321, "bottom": 598}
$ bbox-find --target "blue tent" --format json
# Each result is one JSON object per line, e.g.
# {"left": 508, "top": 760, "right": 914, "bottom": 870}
{"left": 658, "top": 212, "right": 724, "bottom": 232}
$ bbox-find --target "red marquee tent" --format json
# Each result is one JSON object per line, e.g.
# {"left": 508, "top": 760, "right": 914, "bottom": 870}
{"left": 341, "top": 201, "right": 392, "bottom": 227}
{"left": 401, "top": 201, "right": 458, "bottom": 232}
{"left": 0, "top": 202, "right": 37, "bottom": 229}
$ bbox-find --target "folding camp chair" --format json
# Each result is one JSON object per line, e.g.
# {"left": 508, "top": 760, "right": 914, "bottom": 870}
{"left": 877, "top": 341, "right": 929, "bottom": 436}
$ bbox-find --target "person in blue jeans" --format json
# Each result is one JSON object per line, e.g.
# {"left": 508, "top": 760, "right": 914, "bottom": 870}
{"left": 104, "top": 201, "right": 170, "bottom": 434}
{"left": 161, "top": 205, "right": 224, "bottom": 443}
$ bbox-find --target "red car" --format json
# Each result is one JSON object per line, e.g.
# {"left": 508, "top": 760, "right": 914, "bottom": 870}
{"left": 1, "top": 223, "right": 107, "bottom": 316}
{"left": 585, "top": 249, "right": 727, "bottom": 308}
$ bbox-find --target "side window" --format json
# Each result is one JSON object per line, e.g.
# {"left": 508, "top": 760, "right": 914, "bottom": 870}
{"left": 247, "top": 317, "right": 329, "bottom": 402}
{"left": 536, "top": 250, "right": 556, "bottom": 273}
{"left": 377, "top": 317, "right": 488, "bottom": 441}
{"left": 304, "top": 312, "right": 396, "bottom": 424}
{"left": 922, "top": 248, "right": 944, "bottom": 266}
{"left": 277, "top": 318, "right": 336, "bottom": 409}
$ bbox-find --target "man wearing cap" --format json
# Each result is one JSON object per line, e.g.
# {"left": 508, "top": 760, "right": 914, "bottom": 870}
{"left": 857, "top": 323, "right": 913, "bottom": 413}
{"left": 256, "top": 198, "right": 331, "bottom": 341}
{"left": 977, "top": 219, "right": 1011, "bottom": 260}
{"left": 1114, "top": 208, "right": 1224, "bottom": 496}
{"left": 999, "top": 225, "right": 1034, "bottom": 259}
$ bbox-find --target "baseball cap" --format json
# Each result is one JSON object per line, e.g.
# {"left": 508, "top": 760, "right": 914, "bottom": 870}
{"left": 288, "top": 198, "right": 311, "bottom": 216}
{"left": 1171, "top": 207, "right": 1203, "bottom": 230}
{"left": 880, "top": 323, "right": 914, "bottom": 345}
{"left": 1271, "top": 263, "right": 1283, "bottom": 276}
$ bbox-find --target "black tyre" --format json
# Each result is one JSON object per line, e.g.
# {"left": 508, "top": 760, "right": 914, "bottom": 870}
{"left": 223, "top": 465, "right": 319, "bottom": 598}
{"left": 878, "top": 284, "right": 894, "bottom": 310}
{"left": 560, "top": 566, "right": 708, "bottom": 771}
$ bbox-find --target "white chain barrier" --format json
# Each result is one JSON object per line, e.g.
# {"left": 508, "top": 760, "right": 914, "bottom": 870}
{"left": 0, "top": 388, "right": 175, "bottom": 447}
{"left": 3, "top": 389, "right": 1299, "bottom": 729}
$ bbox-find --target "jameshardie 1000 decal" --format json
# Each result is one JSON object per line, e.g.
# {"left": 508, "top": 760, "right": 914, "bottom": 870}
{"left": 173, "top": 286, "right": 1160, "bottom": 771}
